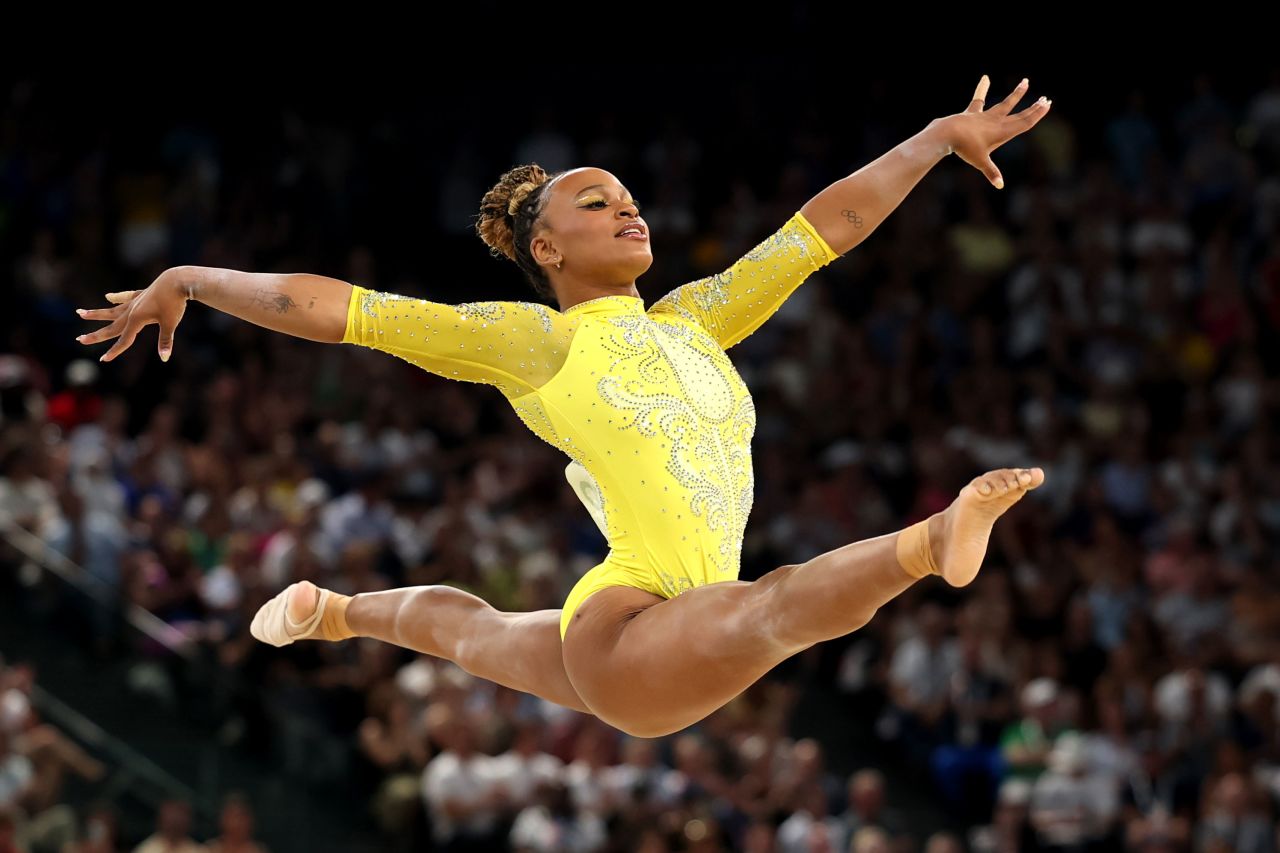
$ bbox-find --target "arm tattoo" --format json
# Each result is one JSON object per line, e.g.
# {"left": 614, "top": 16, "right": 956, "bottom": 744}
{"left": 249, "top": 288, "right": 300, "bottom": 314}
{"left": 841, "top": 209, "right": 864, "bottom": 228}
{"left": 308, "top": 296, "right": 317, "bottom": 309}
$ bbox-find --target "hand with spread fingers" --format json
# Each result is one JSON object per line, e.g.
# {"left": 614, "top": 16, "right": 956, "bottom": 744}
{"left": 936, "top": 75, "right": 1053, "bottom": 190}
{"left": 75, "top": 270, "right": 190, "bottom": 363}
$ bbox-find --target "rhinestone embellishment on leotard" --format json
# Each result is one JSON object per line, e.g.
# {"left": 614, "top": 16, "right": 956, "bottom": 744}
{"left": 594, "top": 313, "right": 755, "bottom": 576}
{"left": 359, "top": 289, "right": 416, "bottom": 318}
{"left": 650, "top": 214, "right": 832, "bottom": 342}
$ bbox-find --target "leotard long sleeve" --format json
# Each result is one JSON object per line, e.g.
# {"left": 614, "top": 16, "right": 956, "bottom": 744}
{"left": 342, "top": 211, "right": 841, "bottom": 636}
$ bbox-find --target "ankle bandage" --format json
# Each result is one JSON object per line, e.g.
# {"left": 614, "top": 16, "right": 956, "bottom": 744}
{"left": 896, "top": 518, "right": 939, "bottom": 580}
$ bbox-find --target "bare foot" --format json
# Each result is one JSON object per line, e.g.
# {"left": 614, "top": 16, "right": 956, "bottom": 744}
{"left": 931, "top": 467, "right": 1044, "bottom": 587}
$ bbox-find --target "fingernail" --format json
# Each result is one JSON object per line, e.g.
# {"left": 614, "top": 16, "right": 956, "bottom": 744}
{"left": 1021, "top": 77, "right": 1028, "bottom": 87}
{"left": 76, "top": 309, "right": 86, "bottom": 315}
{"left": 98, "top": 355, "right": 105, "bottom": 362}
{"left": 995, "top": 177, "right": 1004, "bottom": 189}
{"left": 76, "top": 335, "right": 85, "bottom": 342}
{"left": 160, "top": 350, "right": 170, "bottom": 363}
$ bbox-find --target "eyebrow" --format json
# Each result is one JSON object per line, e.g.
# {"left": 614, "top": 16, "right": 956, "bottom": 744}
{"left": 574, "top": 183, "right": 633, "bottom": 200}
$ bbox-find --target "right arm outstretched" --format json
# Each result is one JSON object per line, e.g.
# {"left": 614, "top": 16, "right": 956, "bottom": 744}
{"left": 77, "top": 266, "right": 576, "bottom": 397}
{"left": 182, "top": 266, "right": 354, "bottom": 344}
{"left": 77, "top": 265, "right": 354, "bottom": 361}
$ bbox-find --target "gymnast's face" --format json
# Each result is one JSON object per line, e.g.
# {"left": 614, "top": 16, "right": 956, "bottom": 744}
{"left": 531, "top": 167, "right": 652, "bottom": 295}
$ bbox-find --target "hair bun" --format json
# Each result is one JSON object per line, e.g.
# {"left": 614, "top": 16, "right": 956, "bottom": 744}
{"left": 507, "top": 180, "right": 541, "bottom": 216}
{"left": 476, "top": 164, "right": 556, "bottom": 298}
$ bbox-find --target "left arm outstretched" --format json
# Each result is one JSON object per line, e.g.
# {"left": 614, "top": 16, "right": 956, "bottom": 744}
{"left": 800, "top": 74, "right": 1052, "bottom": 256}
{"left": 650, "top": 76, "right": 1052, "bottom": 351}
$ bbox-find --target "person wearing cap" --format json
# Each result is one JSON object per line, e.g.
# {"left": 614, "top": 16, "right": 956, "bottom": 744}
{"left": 1000, "top": 678, "right": 1073, "bottom": 781}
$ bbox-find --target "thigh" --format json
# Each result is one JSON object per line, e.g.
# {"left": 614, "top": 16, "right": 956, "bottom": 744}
{"left": 560, "top": 569, "right": 804, "bottom": 738}
{"left": 462, "top": 608, "right": 591, "bottom": 715}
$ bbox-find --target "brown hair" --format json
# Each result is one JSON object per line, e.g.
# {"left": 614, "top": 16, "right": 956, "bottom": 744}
{"left": 475, "top": 163, "right": 564, "bottom": 300}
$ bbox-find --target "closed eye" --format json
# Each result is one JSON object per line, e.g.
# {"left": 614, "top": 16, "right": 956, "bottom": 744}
{"left": 584, "top": 199, "right": 641, "bottom": 210}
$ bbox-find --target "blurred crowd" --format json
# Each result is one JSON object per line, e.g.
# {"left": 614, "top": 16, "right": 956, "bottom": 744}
{"left": 2, "top": 67, "right": 1280, "bottom": 851}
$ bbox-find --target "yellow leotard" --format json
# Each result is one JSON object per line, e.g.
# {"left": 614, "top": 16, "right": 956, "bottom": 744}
{"left": 341, "top": 211, "right": 841, "bottom": 638}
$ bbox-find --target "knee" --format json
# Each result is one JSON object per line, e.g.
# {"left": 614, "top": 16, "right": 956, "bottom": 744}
{"left": 613, "top": 720, "right": 678, "bottom": 739}
{"left": 754, "top": 562, "right": 878, "bottom": 647}
{"left": 594, "top": 711, "right": 683, "bottom": 739}
{"left": 747, "top": 564, "right": 822, "bottom": 644}
{"left": 403, "top": 585, "right": 495, "bottom": 665}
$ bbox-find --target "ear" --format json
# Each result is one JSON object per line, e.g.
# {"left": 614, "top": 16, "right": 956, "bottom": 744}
{"left": 529, "top": 233, "right": 561, "bottom": 270}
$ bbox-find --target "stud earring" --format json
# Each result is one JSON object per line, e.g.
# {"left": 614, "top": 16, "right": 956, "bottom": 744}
{"left": 556, "top": 262, "right": 562, "bottom": 270}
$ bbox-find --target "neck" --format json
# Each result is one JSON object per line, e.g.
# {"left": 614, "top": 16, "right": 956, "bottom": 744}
{"left": 556, "top": 280, "right": 640, "bottom": 311}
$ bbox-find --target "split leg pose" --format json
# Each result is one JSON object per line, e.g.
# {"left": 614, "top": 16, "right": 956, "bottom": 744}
{"left": 261, "top": 466, "right": 1042, "bottom": 736}
{"left": 76, "top": 75, "right": 1052, "bottom": 737}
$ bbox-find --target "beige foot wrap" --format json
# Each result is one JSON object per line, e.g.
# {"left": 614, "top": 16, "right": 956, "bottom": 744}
{"left": 896, "top": 518, "right": 940, "bottom": 580}
{"left": 250, "top": 584, "right": 355, "bottom": 647}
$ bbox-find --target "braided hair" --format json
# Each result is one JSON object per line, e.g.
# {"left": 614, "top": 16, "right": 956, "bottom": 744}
{"left": 475, "top": 163, "right": 565, "bottom": 300}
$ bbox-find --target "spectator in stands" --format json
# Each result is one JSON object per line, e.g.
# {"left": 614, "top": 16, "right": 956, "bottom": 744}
{"left": 1000, "top": 678, "right": 1069, "bottom": 781}
{"left": 923, "top": 831, "right": 963, "bottom": 853}
{"left": 420, "top": 704, "right": 505, "bottom": 851}
{"left": 132, "top": 800, "right": 205, "bottom": 853}
{"left": 1194, "top": 772, "right": 1276, "bottom": 853}
{"left": 839, "top": 770, "right": 903, "bottom": 840}
{"left": 886, "top": 603, "right": 958, "bottom": 758}
{"left": 1120, "top": 731, "right": 1197, "bottom": 851}
{"left": 777, "top": 782, "right": 844, "bottom": 853}
{"left": 1029, "top": 732, "right": 1119, "bottom": 851}
{"left": 509, "top": 779, "right": 605, "bottom": 853}
{"left": 62, "top": 803, "right": 120, "bottom": 853}
{"left": 849, "top": 826, "right": 891, "bottom": 853}
{"left": 204, "top": 793, "right": 268, "bottom": 853}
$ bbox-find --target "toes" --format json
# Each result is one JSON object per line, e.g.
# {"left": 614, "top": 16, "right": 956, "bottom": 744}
{"left": 975, "top": 468, "right": 1047, "bottom": 498}
{"left": 1010, "top": 467, "right": 1046, "bottom": 490}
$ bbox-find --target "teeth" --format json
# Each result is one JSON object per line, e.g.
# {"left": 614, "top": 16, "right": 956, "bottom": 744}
{"left": 619, "top": 228, "right": 642, "bottom": 237}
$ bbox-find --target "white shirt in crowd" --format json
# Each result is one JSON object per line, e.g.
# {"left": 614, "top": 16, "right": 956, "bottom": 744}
{"left": 889, "top": 636, "right": 960, "bottom": 707}
{"left": 1031, "top": 771, "right": 1118, "bottom": 846}
{"left": 421, "top": 750, "right": 502, "bottom": 844}
{"left": 1152, "top": 669, "right": 1232, "bottom": 726}
{"left": 776, "top": 810, "right": 846, "bottom": 853}
{"left": 488, "top": 749, "right": 563, "bottom": 809}
{"left": 509, "top": 805, "right": 605, "bottom": 853}
{"left": 0, "top": 752, "right": 33, "bottom": 808}
{"left": 564, "top": 761, "right": 613, "bottom": 815}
